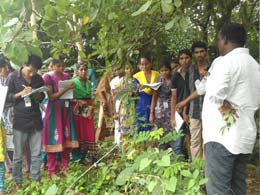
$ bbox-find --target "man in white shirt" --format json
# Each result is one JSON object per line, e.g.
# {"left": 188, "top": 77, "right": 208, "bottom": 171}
{"left": 203, "top": 23, "right": 260, "bottom": 195}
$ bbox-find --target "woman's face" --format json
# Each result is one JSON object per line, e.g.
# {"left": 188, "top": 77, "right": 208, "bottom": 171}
{"left": 125, "top": 66, "right": 134, "bottom": 75}
{"left": 159, "top": 66, "right": 171, "bottom": 79}
{"left": 47, "top": 63, "right": 54, "bottom": 72}
{"left": 139, "top": 58, "right": 151, "bottom": 71}
{"left": 77, "top": 64, "right": 87, "bottom": 79}
{"left": 53, "top": 62, "right": 65, "bottom": 74}
{"left": 0, "top": 65, "right": 9, "bottom": 77}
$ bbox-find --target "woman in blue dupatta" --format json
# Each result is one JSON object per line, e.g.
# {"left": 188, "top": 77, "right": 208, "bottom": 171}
{"left": 133, "top": 56, "right": 159, "bottom": 132}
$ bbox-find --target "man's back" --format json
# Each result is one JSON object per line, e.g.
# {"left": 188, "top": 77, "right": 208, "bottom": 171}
{"left": 203, "top": 48, "right": 260, "bottom": 154}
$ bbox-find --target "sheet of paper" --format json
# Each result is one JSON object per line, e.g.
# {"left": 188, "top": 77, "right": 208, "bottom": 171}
{"left": 6, "top": 135, "right": 14, "bottom": 150}
{"left": 21, "top": 86, "right": 49, "bottom": 98}
{"left": 139, "top": 82, "right": 162, "bottom": 91}
{"left": 58, "top": 80, "right": 73, "bottom": 99}
{"left": 0, "top": 86, "right": 8, "bottom": 119}
{"left": 175, "top": 111, "right": 184, "bottom": 132}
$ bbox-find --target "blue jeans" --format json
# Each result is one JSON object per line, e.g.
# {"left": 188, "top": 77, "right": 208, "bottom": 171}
{"left": 160, "top": 134, "right": 184, "bottom": 155}
{"left": 205, "top": 142, "right": 249, "bottom": 195}
{"left": 13, "top": 129, "right": 42, "bottom": 185}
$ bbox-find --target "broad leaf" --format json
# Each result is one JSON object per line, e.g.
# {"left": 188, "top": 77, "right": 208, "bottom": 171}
{"left": 188, "top": 179, "right": 196, "bottom": 189}
{"left": 199, "top": 178, "right": 208, "bottom": 185}
{"left": 3, "top": 18, "right": 19, "bottom": 27}
{"left": 45, "top": 184, "right": 58, "bottom": 195}
{"left": 116, "top": 167, "right": 134, "bottom": 186}
{"left": 165, "top": 19, "right": 175, "bottom": 30}
{"left": 147, "top": 181, "right": 157, "bottom": 192}
{"left": 181, "top": 170, "right": 192, "bottom": 177}
{"left": 161, "top": 0, "right": 173, "bottom": 14}
{"left": 174, "top": 0, "right": 182, "bottom": 8}
{"left": 192, "top": 169, "right": 199, "bottom": 179}
{"left": 139, "top": 158, "right": 152, "bottom": 171}
{"left": 156, "top": 155, "right": 171, "bottom": 167}
{"left": 132, "top": 0, "right": 152, "bottom": 16}
{"left": 164, "top": 176, "right": 177, "bottom": 192}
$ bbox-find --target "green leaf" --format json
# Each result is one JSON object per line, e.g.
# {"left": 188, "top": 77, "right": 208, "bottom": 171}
{"left": 108, "top": 12, "right": 118, "bottom": 20}
{"left": 165, "top": 176, "right": 177, "bottom": 192}
{"left": 156, "top": 155, "right": 171, "bottom": 167}
{"left": 181, "top": 170, "right": 192, "bottom": 177}
{"left": 161, "top": 0, "right": 173, "bottom": 13}
{"left": 45, "top": 184, "right": 58, "bottom": 195}
{"left": 132, "top": 0, "right": 152, "bottom": 16}
{"left": 139, "top": 158, "right": 152, "bottom": 171}
{"left": 44, "top": 5, "right": 57, "bottom": 20}
{"left": 147, "top": 181, "right": 157, "bottom": 192}
{"left": 27, "top": 45, "right": 43, "bottom": 58}
{"left": 111, "top": 192, "right": 120, "bottom": 195}
{"left": 180, "top": 17, "right": 187, "bottom": 29}
{"left": 3, "top": 17, "right": 19, "bottom": 27}
{"left": 165, "top": 19, "right": 175, "bottom": 30}
{"left": 116, "top": 167, "right": 134, "bottom": 186}
{"left": 192, "top": 169, "right": 199, "bottom": 179}
{"left": 4, "top": 43, "right": 29, "bottom": 66}
{"left": 188, "top": 179, "right": 196, "bottom": 189}
{"left": 89, "top": 9, "right": 99, "bottom": 22}
{"left": 199, "top": 178, "right": 208, "bottom": 185}
{"left": 174, "top": 0, "right": 182, "bottom": 8}
{"left": 79, "top": 51, "right": 87, "bottom": 58}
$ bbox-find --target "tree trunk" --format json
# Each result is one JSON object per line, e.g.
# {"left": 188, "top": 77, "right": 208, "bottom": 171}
{"left": 31, "top": 0, "right": 38, "bottom": 40}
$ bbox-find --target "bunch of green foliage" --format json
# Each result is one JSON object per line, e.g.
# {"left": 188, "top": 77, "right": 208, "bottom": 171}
{"left": 6, "top": 128, "right": 207, "bottom": 195}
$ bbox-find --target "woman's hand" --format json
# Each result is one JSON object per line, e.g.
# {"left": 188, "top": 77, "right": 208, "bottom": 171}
{"left": 171, "top": 117, "right": 176, "bottom": 128}
{"left": 19, "top": 86, "right": 32, "bottom": 97}
{"left": 183, "top": 113, "right": 190, "bottom": 124}
{"left": 66, "top": 82, "right": 74, "bottom": 90}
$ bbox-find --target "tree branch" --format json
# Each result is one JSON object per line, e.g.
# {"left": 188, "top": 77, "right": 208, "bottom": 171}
{"left": 9, "top": 13, "right": 27, "bottom": 43}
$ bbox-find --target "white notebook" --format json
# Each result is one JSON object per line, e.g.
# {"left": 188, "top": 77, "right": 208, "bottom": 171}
{"left": 58, "top": 80, "right": 73, "bottom": 99}
{"left": 0, "top": 86, "right": 8, "bottom": 119}
{"left": 175, "top": 111, "right": 184, "bottom": 132}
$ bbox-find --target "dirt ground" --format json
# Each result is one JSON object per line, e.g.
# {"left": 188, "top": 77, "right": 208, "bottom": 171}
{"left": 246, "top": 163, "right": 260, "bottom": 195}
{"left": 246, "top": 139, "right": 260, "bottom": 195}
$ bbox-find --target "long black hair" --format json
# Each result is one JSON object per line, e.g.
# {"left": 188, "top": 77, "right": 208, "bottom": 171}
{"left": 0, "top": 56, "right": 14, "bottom": 72}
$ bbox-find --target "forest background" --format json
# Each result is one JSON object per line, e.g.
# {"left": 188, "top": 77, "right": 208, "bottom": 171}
{"left": 0, "top": 1, "right": 259, "bottom": 195}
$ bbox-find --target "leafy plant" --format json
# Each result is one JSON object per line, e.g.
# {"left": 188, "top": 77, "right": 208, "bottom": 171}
{"left": 5, "top": 128, "right": 206, "bottom": 195}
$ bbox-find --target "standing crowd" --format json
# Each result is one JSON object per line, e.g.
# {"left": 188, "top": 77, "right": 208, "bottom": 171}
{"left": 0, "top": 23, "right": 259, "bottom": 195}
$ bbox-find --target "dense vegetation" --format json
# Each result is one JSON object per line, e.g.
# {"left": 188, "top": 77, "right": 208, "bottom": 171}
{"left": 6, "top": 129, "right": 207, "bottom": 195}
{"left": 0, "top": 0, "right": 258, "bottom": 68}
{"left": 0, "top": 1, "right": 259, "bottom": 194}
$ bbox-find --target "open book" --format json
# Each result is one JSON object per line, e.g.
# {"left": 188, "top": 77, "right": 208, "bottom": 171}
{"left": 22, "top": 86, "right": 49, "bottom": 98}
{"left": 139, "top": 82, "right": 162, "bottom": 91}
{"left": 58, "top": 80, "right": 73, "bottom": 99}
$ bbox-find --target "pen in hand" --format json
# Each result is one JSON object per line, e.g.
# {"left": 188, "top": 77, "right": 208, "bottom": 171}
{"left": 21, "top": 84, "right": 32, "bottom": 97}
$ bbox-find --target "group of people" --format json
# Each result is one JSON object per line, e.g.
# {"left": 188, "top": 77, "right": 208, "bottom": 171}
{"left": 0, "top": 57, "right": 96, "bottom": 193}
{"left": 94, "top": 23, "right": 260, "bottom": 195}
{"left": 0, "top": 23, "right": 259, "bottom": 195}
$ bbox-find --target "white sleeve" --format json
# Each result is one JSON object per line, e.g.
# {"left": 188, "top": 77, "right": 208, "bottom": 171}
{"left": 206, "top": 57, "right": 231, "bottom": 107}
{"left": 195, "top": 79, "right": 206, "bottom": 95}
